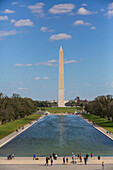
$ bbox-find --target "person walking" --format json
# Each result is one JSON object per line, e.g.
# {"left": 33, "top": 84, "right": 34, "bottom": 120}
{"left": 66, "top": 157, "right": 68, "bottom": 164}
{"left": 102, "top": 162, "right": 104, "bottom": 169}
{"left": 84, "top": 157, "right": 87, "bottom": 165}
{"left": 91, "top": 153, "right": 93, "bottom": 158}
{"left": 98, "top": 155, "right": 100, "bottom": 160}
{"left": 12, "top": 153, "right": 15, "bottom": 159}
{"left": 51, "top": 157, "right": 53, "bottom": 166}
{"left": 33, "top": 153, "right": 36, "bottom": 160}
{"left": 45, "top": 157, "right": 49, "bottom": 166}
{"left": 63, "top": 157, "right": 65, "bottom": 164}
{"left": 72, "top": 154, "right": 75, "bottom": 163}
{"left": 86, "top": 153, "right": 89, "bottom": 161}
{"left": 80, "top": 154, "right": 82, "bottom": 162}
{"left": 77, "top": 153, "right": 79, "bottom": 159}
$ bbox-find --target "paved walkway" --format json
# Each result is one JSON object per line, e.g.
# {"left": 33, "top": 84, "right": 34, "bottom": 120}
{"left": 0, "top": 157, "right": 113, "bottom": 165}
{"left": 79, "top": 115, "right": 113, "bottom": 141}
{"left": 0, "top": 115, "right": 45, "bottom": 148}
{"left": 0, "top": 164, "right": 113, "bottom": 170}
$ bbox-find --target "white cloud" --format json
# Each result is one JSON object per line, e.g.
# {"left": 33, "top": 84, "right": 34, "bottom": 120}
{"left": 81, "top": 4, "right": 87, "bottom": 7}
{"left": 12, "top": 2, "right": 19, "bottom": 5}
{"left": 43, "top": 77, "right": 49, "bottom": 79}
{"left": 50, "top": 33, "right": 72, "bottom": 41}
{"left": 15, "top": 60, "right": 58, "bottom": 67}
{"left": 11, "top": 19, "right": 34, "bottom": 27}
{"left": 108, "top": 3, "right": 113, "bottom": 10}
{"left": 0, "top": 30, "right": 18, "bottom": 37}
{"left": 3, "top": 9, "right": 15, "bottom": 14}
{"left": 48, "top": 29, "right": 54, "bottom": 32}
{"left": 106, "top": 10, "right": 113, "bottom": 18}
{"left": 77, "top": 7, "right": 95, "bottom": 15}
{"left": 15, "top": 59, "right": 79, "bottom": 68}
{"left": 28, "top": 3, "right": 45, "bottom": 17}
{"left": 17, "top": 88, "right": 28, "bottom": 90}
{"left": 105, "top": 3, "right": 113, "bottom": 18}
{"left": 34, "top": 77, "right": 40, "bottom": 80}
{"left": 100, "top": 9, "right": 105, "bottom": 12}
{"left": 40, "top": 27, "right": 48, "bottom": 32}
{"left": 64, "top": 60, "right": 78, "bottom": 64}
{"left": 73, "top": 20, "right": 91, "bottom": 26}
{"left": 40, "top": 27, "right": 54, "bottom": 33}
{"left": 0, "top": 16, "right": 8, "bottom": 21}
{"left": 14, "top": 64, "right": 32, "bottom": 67}
{"left": 49, "top": 4, "right": 75, "bottom": 14}
{"left": 35, "top": 60, "right": 58, "bottom": 67}
{"left": 68, "top": 12, "right": 76, "bottom": 16}
{"left": 11, "top": 19, "right": 15, "bottom": 23}
{"left": 48, "top": 60, "right": 57, "bottom": 63}
{"left": 91, "top": 26, "right": 96, "bottom": 30}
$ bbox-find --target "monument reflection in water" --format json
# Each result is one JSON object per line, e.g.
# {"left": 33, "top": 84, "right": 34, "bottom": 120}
{"left": 0, "top": 115, "right": 113, "bottom": 157}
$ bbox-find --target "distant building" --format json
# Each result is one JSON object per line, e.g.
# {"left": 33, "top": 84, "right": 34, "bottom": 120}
{"left": 75, "top": 97, "right": 88, "bottom": 104}
{"left": 75, "top": 97, "right": 80, "bottom": 104}
{"left": 49, "top": 100, "right": 57, "bottom": 103}
{"left": 64, "top": 100, "right": 69, "bottom": 104}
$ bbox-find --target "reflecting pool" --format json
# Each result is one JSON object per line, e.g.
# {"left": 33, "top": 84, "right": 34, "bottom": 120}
{"left": 0, "top": 115, "right": 113, "bottom": 156}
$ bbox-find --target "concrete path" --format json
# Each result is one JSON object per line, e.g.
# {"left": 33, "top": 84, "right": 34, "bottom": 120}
{"left": 0, "top": 157, "right": 113, "bottom": 165}
{"left": 0, "top": 115, "right": 45, "bottom": 148}
{"left": 79, "top": 115, "right": 113, "bottom": 141}
{"left": 0, "top": 164, "right": 113, "bottom": 170}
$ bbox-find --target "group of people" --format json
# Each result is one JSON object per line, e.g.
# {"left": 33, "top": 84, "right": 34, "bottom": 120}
{"left": 70, "top": 152, "right": 90, "bottom": 164}
{"left": 83, "top": 153, "right": 90, "bottom": 165}
{"left": 16, "top": 126, "right": 24, "bottom": 132}
{"left": 33, "top": 153, "right": 39, "bottom": 160}
{"left": 63, "top": 157, "right": 68, "bottom": 164}
{"left": 53, "top": 153, "right": 57, "bottom": 160}
{"left": 70, "top": 152, "right": 97, "bottom": 165}
{"left": 62, "top": 152, "right": 93, "bottom": 165}
{"left": 7, "top": 153, "right": 14, "bottom": 160}
{"left": 45, "top": 153, "right": 57, "bottom": 166}
{"left": 107, "top": 131, "right": 111, "bottom": 134}
{"left": 7, "top": 152, "right": 104, "bottom": 168}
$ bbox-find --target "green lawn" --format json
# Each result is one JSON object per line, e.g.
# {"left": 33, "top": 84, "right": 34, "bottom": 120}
{"left": 0, "top": 114, "right": 41, "bottom": 139}
{"left": 82, "top": 114, "right": 113, "bottom": 133}
{"left": 44, "top": 107, "right": 81, "bottom": 113}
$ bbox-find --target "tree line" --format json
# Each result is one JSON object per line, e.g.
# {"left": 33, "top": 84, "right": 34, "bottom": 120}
{"left": 85, "top": 95, "right": 113, "bottom": 120}
{"left": 0, "top": 93, "right": 37, "bottom": 124}
{"left": 35, "top": 101, "right": 57, "bottom": 107}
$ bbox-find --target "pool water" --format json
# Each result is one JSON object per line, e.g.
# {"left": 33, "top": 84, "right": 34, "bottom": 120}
{"left": 0, "top": 115, "right": 113, "bottom": 157}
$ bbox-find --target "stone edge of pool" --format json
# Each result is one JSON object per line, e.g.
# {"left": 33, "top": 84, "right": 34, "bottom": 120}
{"left": 0, "top": 115, "right": 45, "bottom": 149}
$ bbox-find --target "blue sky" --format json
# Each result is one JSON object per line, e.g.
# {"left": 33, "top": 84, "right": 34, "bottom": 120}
{"left": 0, "top": 0, "right": 113, "bottom": 101}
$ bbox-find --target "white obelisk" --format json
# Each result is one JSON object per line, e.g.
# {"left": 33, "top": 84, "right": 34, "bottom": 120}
{"left": 58, "top": 46, "right": 64, "bottom": 107}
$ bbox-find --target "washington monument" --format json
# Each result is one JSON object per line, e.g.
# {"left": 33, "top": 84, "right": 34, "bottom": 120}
{"left": 58, "top": 46, "right": 65, "bottom": 107}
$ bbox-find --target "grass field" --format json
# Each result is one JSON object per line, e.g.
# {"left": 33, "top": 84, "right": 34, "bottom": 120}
{"left": 0, "top": 114, "right": 41, "bottom": 139}
{"left": 82, "top": 114, "right": 113, "bottom": 133}
{"left": 44, "top": 107, "right": 83, "bottom": 113}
